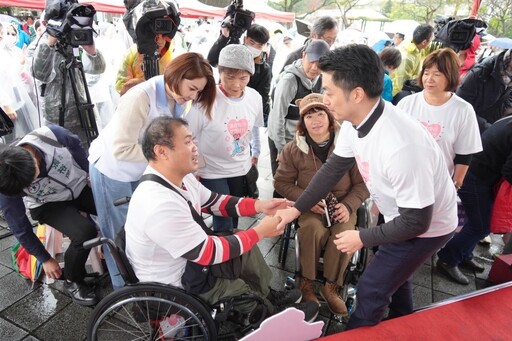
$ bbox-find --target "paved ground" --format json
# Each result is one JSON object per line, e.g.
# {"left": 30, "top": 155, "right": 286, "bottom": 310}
{"left": 0, "top": 128, "right": 504, "bottom": 340}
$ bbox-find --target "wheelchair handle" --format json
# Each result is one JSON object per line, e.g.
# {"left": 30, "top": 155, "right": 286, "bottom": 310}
{"left": 113, "top": 196, "right": 131, "bottom": 206}
{"left": 83, "top": 236, "right": 109, "bottom": 249}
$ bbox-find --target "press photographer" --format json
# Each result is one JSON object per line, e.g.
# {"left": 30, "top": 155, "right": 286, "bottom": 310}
{"left": 207, "top": 0, "right": 273, "bottom": 125}
{"left": 116, "top": 0, "right": 180, "bottom": 93}
{"left": 32, "top": 0, "right": 105, "bottom": 146}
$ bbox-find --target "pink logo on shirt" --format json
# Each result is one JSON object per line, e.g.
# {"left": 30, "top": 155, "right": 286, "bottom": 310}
{"left": 227, "top": 119, "right": 249, "bottom": 137}
{"left": 355, "top": 155, "right": 370, "bottom": 183}
{"left": 421, "top": 121, "right": 442, "bottom": 140}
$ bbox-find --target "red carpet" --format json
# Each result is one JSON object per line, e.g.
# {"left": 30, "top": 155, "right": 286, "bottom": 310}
{"left": 319, "top": 282, "right": 512, "bottom": 340}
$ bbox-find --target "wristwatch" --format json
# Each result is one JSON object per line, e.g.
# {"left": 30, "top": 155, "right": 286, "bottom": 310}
{"left": 453, "top": 180, "right": 461, "bottom": 191}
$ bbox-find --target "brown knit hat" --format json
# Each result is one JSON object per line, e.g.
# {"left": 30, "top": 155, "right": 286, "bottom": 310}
{"left": 296, "top": 93, "right": 329, "bottom": 116}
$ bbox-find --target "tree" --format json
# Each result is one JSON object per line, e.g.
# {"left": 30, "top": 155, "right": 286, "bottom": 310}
{"left": 332, "top": 0, "right": 364, "bottom": 28}
{"left": 480, "top": 0, "right": 512, "bottom": 37}
{"left": 269, "top": 0, "right": 334, "bottom": 18}
{"left": 387, "top": 0, "right": 445, "bottom": 24}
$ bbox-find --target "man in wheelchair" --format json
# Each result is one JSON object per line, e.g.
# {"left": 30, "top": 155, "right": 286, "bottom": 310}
{"left": 124, "top": 116, "right": 319, "bottom": 323}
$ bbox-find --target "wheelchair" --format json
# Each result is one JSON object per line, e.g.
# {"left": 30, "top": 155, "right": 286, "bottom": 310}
{"left": 83, "top": 230, "right": 268, "bottom": 340}
{"left": 280, "top": 198, "right": 379, "bottom": 316}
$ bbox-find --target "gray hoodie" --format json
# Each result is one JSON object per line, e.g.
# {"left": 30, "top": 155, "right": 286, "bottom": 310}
{"left": 268, "top": 59, "right": 321, "bottom": 152}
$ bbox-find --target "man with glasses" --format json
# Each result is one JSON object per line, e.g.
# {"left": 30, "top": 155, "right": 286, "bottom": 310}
{"left": 281, "top": 16, "right": 338, "bottom": 72}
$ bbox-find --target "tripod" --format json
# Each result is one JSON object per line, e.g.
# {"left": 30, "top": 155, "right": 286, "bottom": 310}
{"left": 142, "top": 51, "right": 160, "bottom": 81}
{"left": 57, "top": 44, "right": 99, "bottom": 146}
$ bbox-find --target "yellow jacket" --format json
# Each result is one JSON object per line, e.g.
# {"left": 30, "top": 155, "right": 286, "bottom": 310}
{"left": 115, "top": 45, "right": 172, "bottom": 93}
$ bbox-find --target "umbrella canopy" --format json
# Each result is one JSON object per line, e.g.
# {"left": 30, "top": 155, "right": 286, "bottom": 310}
{"left": 488, "top": 37, "right": 512, "bottom": 49}
{"left": 0, "top": 13, "right": 21, "bottom": 25}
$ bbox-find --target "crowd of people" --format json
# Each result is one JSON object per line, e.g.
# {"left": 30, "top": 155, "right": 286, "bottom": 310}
{"left": 0, "top": 8, "right": 511, "bottom": 335}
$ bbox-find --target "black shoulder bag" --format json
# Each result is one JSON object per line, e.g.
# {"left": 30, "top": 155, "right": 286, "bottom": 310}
{"left": 140, "top": 174, "right": 242, "bottom": 295}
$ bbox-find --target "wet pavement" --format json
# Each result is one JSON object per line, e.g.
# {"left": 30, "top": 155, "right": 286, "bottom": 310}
{"left": 0, "top": 128, "right": 504, "bottom": 340}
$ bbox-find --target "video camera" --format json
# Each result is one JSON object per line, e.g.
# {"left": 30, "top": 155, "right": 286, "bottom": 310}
{"left": 434, "top": 15, "right": 487, "bottom": 52}
{"left": 222, "top": 0, "right": 255, "bottom": 45}
{"left": 130, "top": 0, "right": 180, "bottom": 55}
{"left": 45, "top": 0, "right": 95, "bottom": 47}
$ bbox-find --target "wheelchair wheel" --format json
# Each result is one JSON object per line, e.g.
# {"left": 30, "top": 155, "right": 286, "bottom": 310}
{"left": 87, "top": 283, "right": 217, "bottom": 341}
{"left": 341, "top": 247, "right": 368, "bottom": 315}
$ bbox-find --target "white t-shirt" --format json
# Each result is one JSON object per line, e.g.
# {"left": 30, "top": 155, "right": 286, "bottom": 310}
{"left": 185, "top": 85, "right": 264, "bottom": 179}
{"left": 397, "top": 92, "right": 482, "bottom": 176}
{"left": 125, "top": 167, "right": 210, "bottom": 287}
{"left": 334, "top": 101, "right": 458, "bottom": 238}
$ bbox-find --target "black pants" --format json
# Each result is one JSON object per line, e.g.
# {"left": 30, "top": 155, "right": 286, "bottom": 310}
{"left": 30, "top": 186, "right": 97, "bottom": 282}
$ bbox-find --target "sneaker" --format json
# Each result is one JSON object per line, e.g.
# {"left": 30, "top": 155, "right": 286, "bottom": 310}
{"left": 275, "top": 301, "right": 319, "bottom": 323}
{"left": 267, "top": 288, "right": 302, "bottom": 306}
{"left": 479, "top": 236, "right": 492, "bottom": 245}
{"left": 436, "top": 260, "right": 469, "bottom": 285}
{"left": 320, "top": 282, "right": 348, "bottom": 316}
{"left": 460, "top": 258, "right": 485, "bottom": 272}
{"left": 298, "top": 278, "right": 319, "bottom": 304}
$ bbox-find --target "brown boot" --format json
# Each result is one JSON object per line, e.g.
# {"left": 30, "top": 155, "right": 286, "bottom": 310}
{"left": 320, "top": 282, "right": 348, "bottom": 316}
{"left": 298, "top": 278, "right": 319, "bottom": 304}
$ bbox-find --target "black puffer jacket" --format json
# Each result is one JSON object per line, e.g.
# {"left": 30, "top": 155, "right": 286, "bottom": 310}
{"left": 456, "top": 50, "right": 511, "bottom": 133}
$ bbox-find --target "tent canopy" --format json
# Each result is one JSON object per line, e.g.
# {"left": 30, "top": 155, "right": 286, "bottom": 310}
{"left": 0, "top": 0, "right": 226, "bottom": 17}
{"left": 0, "top": 0, "right": 294, "bottom": 22}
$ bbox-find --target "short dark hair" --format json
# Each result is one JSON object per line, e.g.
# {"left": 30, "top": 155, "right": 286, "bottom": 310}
{"left": 142, "top": 117, "right": 189, "bottom": 161}
{"left": 379, "top": 47, "right": 402, "bottom": 69}
{"left": 297, "top": 107, "right": 337, "bottom": 137}
{"left": 413, "top": 24, "right": 434, "bottom": 45}
{"left": 247, "top": 24, "right": 270, "bottom": 44}
{"left": 319, "top": 44, "right": 384, "bottom": 98}
{"left": 418, "top": 48, "right": 460, "bottom": 92}
{"left": 396, "top": 32, "right": 405, "bottom": 39}
{"left": 311, "top": 16, "right": 338, "bottom": 37}
{"left": 0, "top": 146, "right": 36, "bottom": 196}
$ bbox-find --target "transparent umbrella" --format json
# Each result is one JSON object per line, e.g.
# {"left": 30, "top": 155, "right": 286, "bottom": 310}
{"left": 488, "top": 37, "right": 512, "bottom": 49}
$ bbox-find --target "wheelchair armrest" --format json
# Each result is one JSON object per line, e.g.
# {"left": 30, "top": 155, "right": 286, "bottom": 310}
{"left": 356, "top": 198, "right": 379, "bottom": 229}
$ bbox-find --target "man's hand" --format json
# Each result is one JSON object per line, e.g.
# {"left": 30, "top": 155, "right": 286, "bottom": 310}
{"left": 333, "top": 203, "right": 350, "bottom": 224}
{"left": 82, "top": 43, "right": 97, "bottom": 56}
{"left": 275, "top": 207, "right": 301, "bottom": 231}
{"left": 251, "top": 156, "right": 258, "bottom": 166}
{"left": 255, "top": 198, "right": 294, "bottom": 215}
{"left": 42, "top": 258, "right": 62, "bottom": 279}
{"left": 334, "top": 230, "right": 363, "bottom": 254}
{"left": 253, "top": 215, "right": 283, "bottom": 240}
{"left": 47, "top": 35, "right": 58, "bottom": 47}
{"left": 220, "top": 16, "right": 231, "bottom": 38}
{"left": 2, "top": 105, "right": 17, "bottom": 121}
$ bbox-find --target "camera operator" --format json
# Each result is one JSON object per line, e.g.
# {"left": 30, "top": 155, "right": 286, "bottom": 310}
{"left": 208, "top": 20, "right": 272, "bottom": 126}
{"left": 32, "top": 10, "right": 105, "bottom": 146}
{"left": 114, "top": 33, "right": 172, "bottom": 94}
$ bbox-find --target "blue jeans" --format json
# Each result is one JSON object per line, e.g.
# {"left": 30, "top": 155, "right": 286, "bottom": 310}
{"left": 200, "top": 176, "right": 245, "bottom": 232}
{"left": 437, "top": 171, "right": 494, "bottom": 267}
{"left": 89, "top": 163, "right": 139, "bottom": 289}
